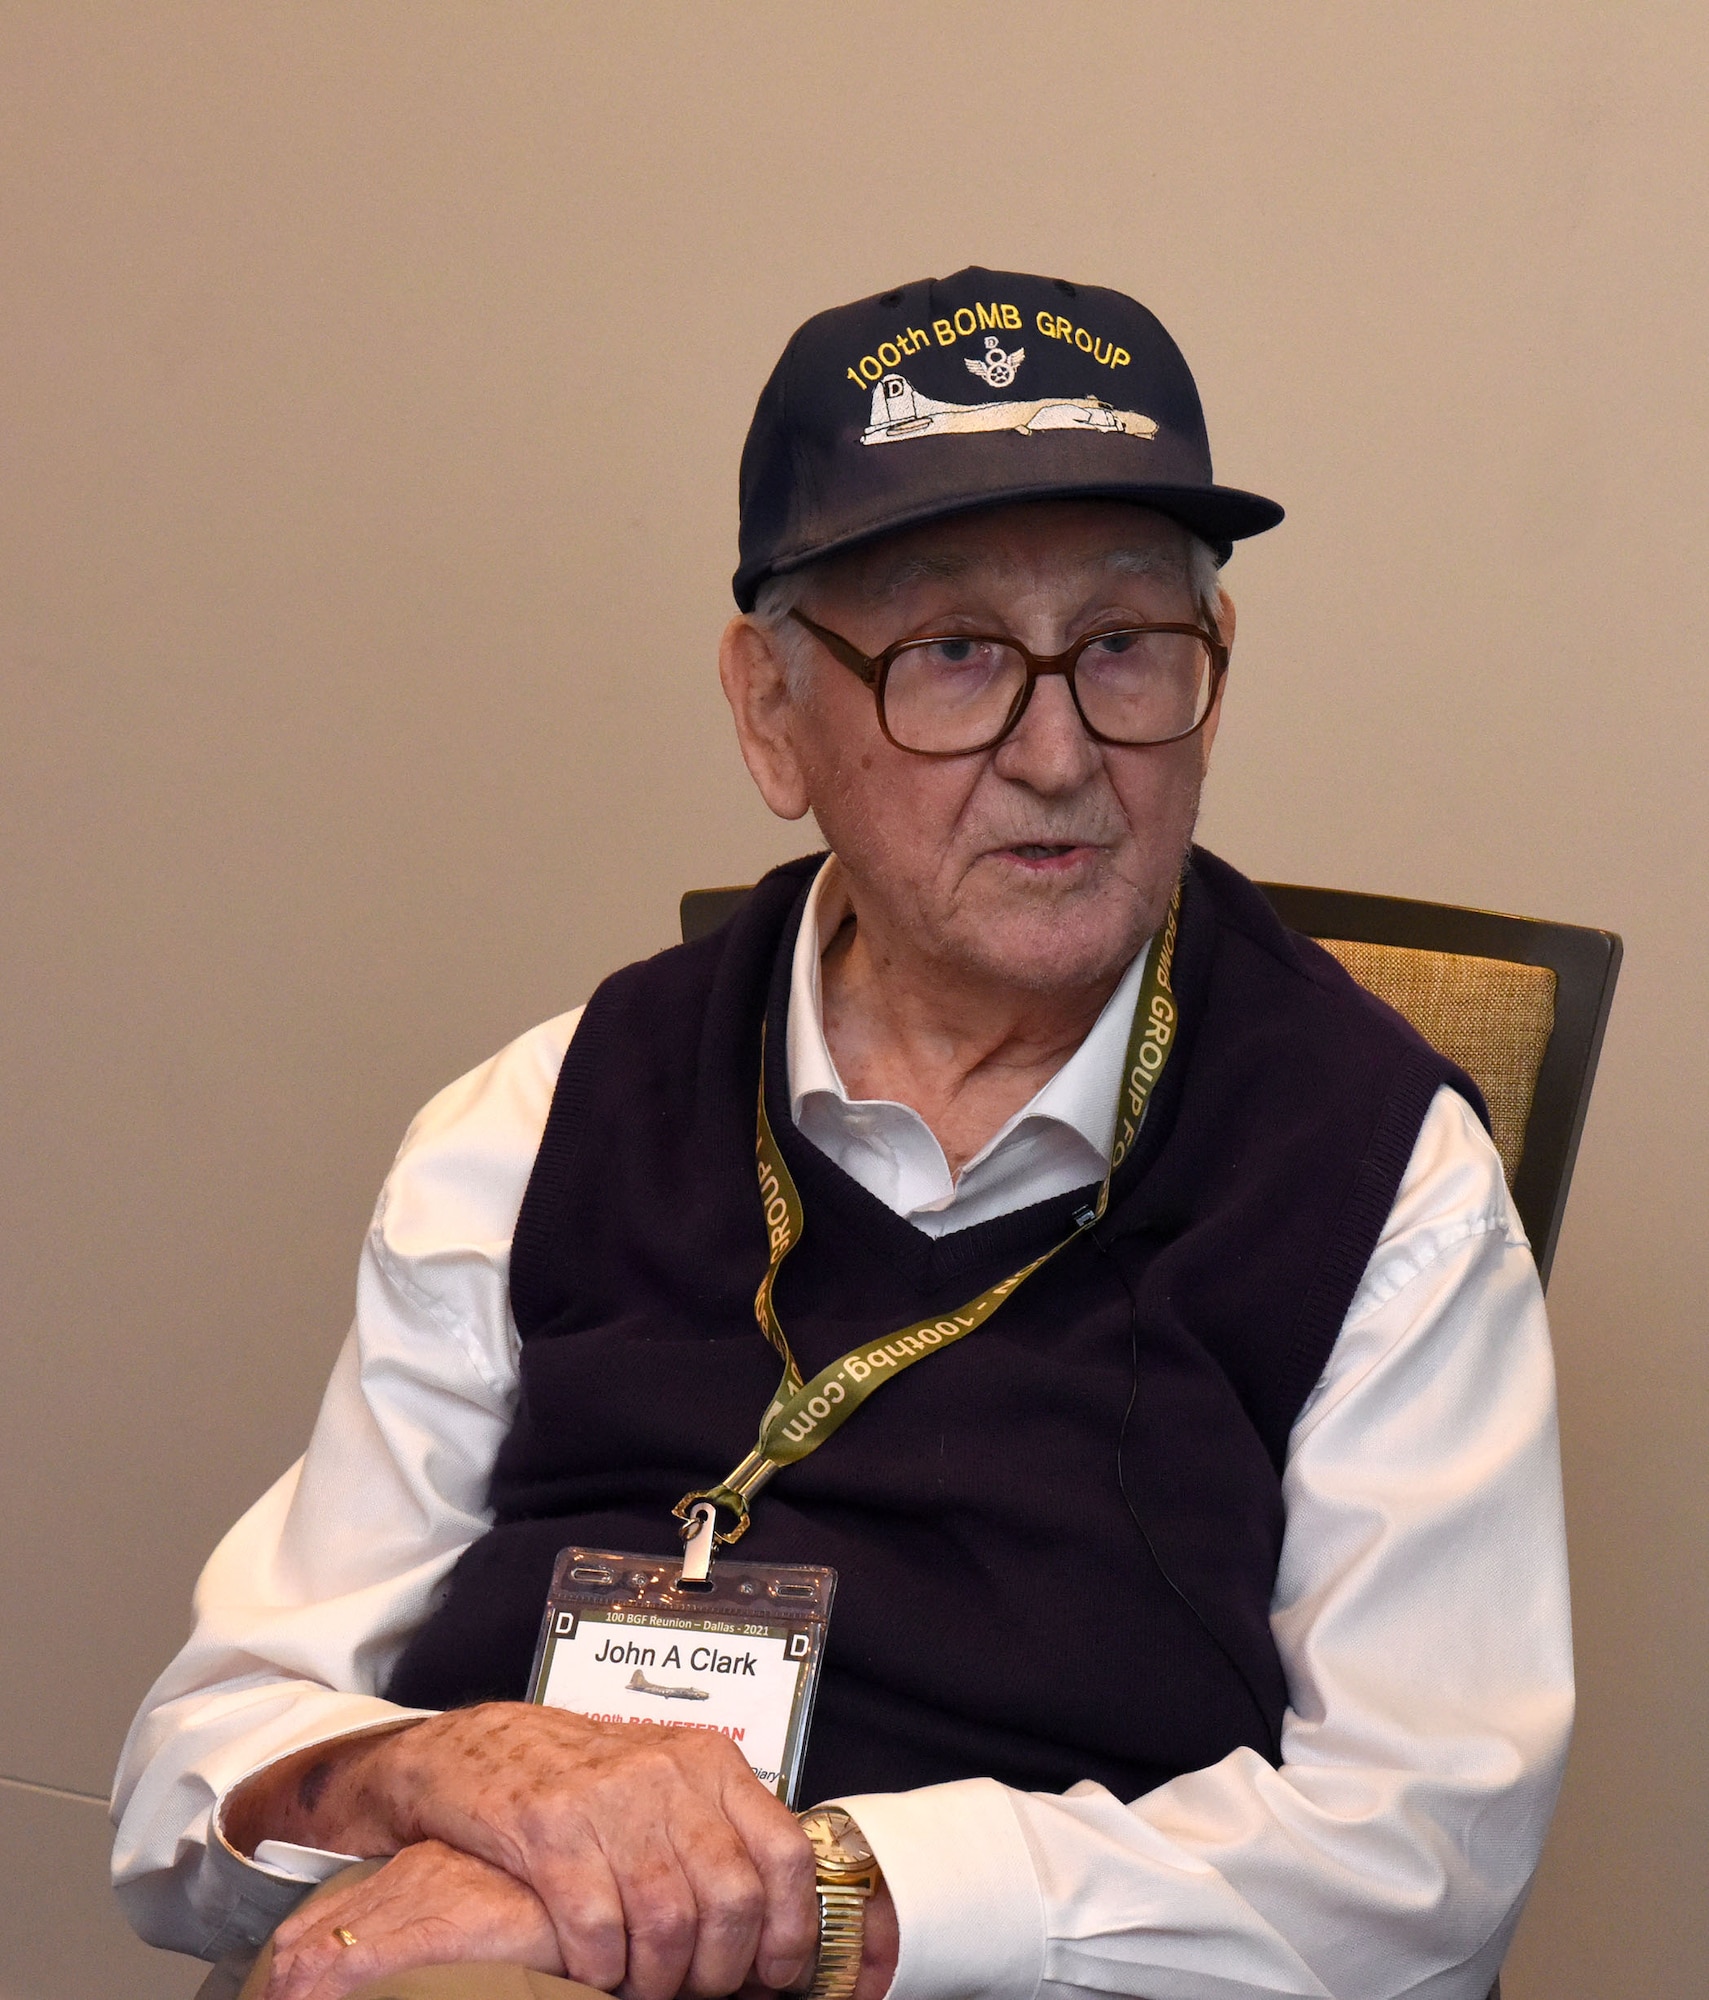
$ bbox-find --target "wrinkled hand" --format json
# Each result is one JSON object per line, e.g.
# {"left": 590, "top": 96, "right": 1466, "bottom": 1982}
{"left": 243, "top": 1704, "right": 819, "bottom": 2000}
{"left": 263, "top": 1839, "right": 561, "bottom": 2000}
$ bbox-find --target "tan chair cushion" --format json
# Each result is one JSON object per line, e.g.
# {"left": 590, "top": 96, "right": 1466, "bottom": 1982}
{"left": 1315, "top": 940, "right": 1556, "bottom": 1187}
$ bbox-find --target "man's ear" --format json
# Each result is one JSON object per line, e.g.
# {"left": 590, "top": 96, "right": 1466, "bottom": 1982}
{"left": 1197, "top": 587, "right": 1235, "bottom": 774}
{"left": 718, "top": 616, "right": 813, "bottom": 821}
{"left": 1214, "top": 586, "right": 1236, "bottom": 651}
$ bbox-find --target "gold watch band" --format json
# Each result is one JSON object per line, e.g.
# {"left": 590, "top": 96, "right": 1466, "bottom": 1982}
{"left": 797, "top": 1806, "right": 881, "bottom": 2000}
{"left": 807, "top": 1882, "right": 868, "bottom": 2000}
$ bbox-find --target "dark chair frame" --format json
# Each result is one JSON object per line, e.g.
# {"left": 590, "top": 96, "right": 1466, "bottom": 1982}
{"left": 680, "top": 879, "right": 1621, "bottom": 1291}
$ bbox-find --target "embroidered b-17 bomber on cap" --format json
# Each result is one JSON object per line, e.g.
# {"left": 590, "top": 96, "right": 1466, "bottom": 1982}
{"left": 733, "top": 265, "right": 1284, "bottom": 609}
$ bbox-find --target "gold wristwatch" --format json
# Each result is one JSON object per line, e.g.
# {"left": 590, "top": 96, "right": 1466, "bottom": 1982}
{"left": 796, "top": 1806, "right": 882, "bottom": 2000}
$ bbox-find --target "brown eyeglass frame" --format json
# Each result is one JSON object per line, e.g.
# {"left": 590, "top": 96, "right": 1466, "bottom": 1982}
{"left": 787, "top": 608, "right": 1229, "bottom": 758}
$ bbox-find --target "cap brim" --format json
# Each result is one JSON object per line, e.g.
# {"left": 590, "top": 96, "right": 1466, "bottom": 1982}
{"left": 735, "top": 478, "right": 1283, "bottom": 609}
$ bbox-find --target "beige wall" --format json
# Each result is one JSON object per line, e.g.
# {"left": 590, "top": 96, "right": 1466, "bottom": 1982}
{"left": 2, "top": 5, "right": 1704, "bottom": 1994}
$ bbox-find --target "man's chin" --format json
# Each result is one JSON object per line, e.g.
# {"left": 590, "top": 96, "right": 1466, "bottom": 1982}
{"left": 937, "top": 901, "right": 1155, "bottom": 998}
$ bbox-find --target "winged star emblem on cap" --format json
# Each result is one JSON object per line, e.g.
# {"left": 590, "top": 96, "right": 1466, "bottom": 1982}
{"left": 965, "top": 335, "right": 1025, "bottom": 387}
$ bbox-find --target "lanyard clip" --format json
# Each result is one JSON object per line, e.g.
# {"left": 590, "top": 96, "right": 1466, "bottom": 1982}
{"left": 676, "top": 1485, "right": 759, "bottom": 1584}
{"left": 678, "top": 1500, "right": 720, "bottom": 1588}
{"left": 673, "top": 1459, "right": 768, "bottom": 1576}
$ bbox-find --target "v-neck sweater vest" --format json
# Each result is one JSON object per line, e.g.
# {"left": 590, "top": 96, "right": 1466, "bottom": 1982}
{"left": 387, "top": 847, "right": 1481, "bottom": 1806}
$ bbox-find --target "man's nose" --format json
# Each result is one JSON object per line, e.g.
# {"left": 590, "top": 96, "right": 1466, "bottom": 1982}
{"left": 990, "top": 672, "right": 1102, "bottom": 793}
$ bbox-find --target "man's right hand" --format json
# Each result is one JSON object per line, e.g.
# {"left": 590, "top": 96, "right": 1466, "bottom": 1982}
{"left": 262, "top": 1840, "right": 563, "bottom": 2000}
{"left": 226, "top": 1704, "right": 820, "bottom": 2000}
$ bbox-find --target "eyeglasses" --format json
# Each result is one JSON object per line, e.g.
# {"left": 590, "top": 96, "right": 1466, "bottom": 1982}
{"left": 788, "top": 609, "right": 1228, "bottom": 758}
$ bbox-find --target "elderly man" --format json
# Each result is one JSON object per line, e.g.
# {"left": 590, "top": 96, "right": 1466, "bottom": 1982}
{"left": 114, "top": 270, "right": 1571, "bottom": 2000}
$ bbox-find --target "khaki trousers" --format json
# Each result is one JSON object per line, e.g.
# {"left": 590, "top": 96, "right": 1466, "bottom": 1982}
{"left": 196, "top": 1866, "right": 609, "bottom": 2000}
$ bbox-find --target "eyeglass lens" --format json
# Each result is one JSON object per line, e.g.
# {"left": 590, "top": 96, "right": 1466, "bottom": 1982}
{"left": 882, "top": 631, "right": 1216, "bottom": 754}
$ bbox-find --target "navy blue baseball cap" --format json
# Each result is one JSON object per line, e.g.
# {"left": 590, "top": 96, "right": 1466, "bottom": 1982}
{"left": 733, "top": 266, "right": 1283, "bottom": 610}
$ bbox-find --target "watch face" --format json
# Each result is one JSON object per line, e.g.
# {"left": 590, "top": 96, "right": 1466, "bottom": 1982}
{"left": 800, "top": 1807, "right": 875, "bottom": 1868}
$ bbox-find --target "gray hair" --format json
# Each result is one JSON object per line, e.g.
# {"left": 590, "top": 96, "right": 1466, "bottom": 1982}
{"left": 752, "top": 531, "right": 1227, "bottom": 698}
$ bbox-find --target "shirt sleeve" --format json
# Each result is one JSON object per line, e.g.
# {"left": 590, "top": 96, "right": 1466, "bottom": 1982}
{"left": 835, "top": 1086, "right": 1573, "bottom": 2000}
{"left": 108, "top": 1008, "right": 581, "bottom": 1959}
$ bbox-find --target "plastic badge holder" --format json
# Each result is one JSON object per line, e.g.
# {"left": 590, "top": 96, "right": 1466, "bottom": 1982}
{"left": 526, "top": 1546, "right": 836, "bottom": 1806}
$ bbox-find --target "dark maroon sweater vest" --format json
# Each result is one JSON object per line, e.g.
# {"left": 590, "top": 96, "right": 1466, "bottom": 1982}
{"left": 388, "top": 848, "right": 1481, "bottom": 1805}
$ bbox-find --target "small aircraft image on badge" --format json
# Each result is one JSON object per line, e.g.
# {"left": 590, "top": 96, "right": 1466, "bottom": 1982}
{"left": 627, "top": 1667, "right": 711, "bottom": 1702}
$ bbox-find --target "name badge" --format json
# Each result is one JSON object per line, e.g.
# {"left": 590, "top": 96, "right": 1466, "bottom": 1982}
{"left": 526, "top": 1546, "right": 835, "bottom": 1806}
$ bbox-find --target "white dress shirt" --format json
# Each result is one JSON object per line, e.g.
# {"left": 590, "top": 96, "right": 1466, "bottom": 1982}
{"left": 111, "top": 862, "right": 1572, "bottom": 1998}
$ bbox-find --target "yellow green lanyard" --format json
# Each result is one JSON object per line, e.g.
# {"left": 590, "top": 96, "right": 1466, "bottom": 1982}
{"left": 673, "top": 887, "right": 1182, "bottom": 1576}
